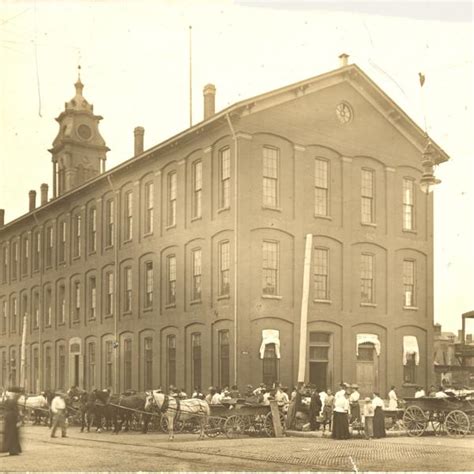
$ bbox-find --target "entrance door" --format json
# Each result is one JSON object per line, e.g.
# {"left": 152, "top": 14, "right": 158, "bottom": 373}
{"left": 309, "top": 362, "right": 327, "bottom": 390}
{"left": 356, "top": 343, "right": 377, "bottom": 396}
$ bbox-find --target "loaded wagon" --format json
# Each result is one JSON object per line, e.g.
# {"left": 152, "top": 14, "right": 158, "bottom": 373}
{"left": 402, "top": 396, "right": 474, "bottom": 438}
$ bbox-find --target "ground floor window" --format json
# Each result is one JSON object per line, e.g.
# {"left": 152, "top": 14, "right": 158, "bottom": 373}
{"left": 404, "top": 353, "right": 417, "bottom": 384}
{"left": 218, "top": 330, "right": 230, "bottom": 388}
{"left": 144, "top": 337, "right": 153, "bottom": 390}
{"left": 124, "top": 338, "right": 132, "bottom": 390}
{"left": 167, "top": 335, "right": 176, "bottom": 388}
{"left": 262, "top": 343, "right": 278, "bottom": 387}
{"left": 309, "top": 332, "right": 330, "bottom": 390}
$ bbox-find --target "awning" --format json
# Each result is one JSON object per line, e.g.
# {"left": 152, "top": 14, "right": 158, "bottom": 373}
{"left": 403, "top": 335, "right": 420, "bottom": 365}
{"left": 356, "top": 333, "right": 381, "bottom": 356}
{"left": 259, "top": 329, "right": 281, "bottom": 359}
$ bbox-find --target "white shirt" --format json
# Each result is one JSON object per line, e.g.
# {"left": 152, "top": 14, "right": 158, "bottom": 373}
{"left": 335, "top": 388, "right": 346, "bottom": 400}
{"left": 349, "top": 391, "right": 360, "bottom": 403}
{"left": 372, "top": 396, "right": 384, "bottom": 409}
{"left": 318, "top": 391, "right": 327, "bottom": 414}
{"left": 363, "top": 403, "right": 374, "bottom": 418}
{"left": 388, "top": 390, "right": 398, "bottom": 410}
{"left": 435, "top": 391, "right": 449, "bottom": 398}
{"left": 274, "top": 390, "right": 289, "bottom": 405}
{"left": 211, "top": 393, "right": 224, "bottom": 404}
{"left": 414, "top": 389, "right": 425, "bottom": 398}
{"left": 262, "top": 392, "right": 272, "bottom": 405}
{"left": 51, "top": 396, "right": 66, "bottom": 414}
{"left": 334, "top": 396, "right": 350, "bottom": 413}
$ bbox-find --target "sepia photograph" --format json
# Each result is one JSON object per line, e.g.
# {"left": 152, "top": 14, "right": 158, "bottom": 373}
{"left": 0, "top": 0, "right": 473, "bottom": 471}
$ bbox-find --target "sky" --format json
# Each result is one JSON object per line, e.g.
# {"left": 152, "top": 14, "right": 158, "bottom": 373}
{"left": 0, "top": 0, "right": 473, "bottom": 333}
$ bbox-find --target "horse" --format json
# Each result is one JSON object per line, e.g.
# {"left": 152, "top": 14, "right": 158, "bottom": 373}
{"left": 66, "top": 389, "right": 96, "bottom": 432}
{"left": 110, "top": 391, "right": 149, "bottom": 433}
{"left": 144, "top": 390, "right": 209, "bottom": 440}
{"left": 17, "top": 392, "right": 51, "bottom": 425}
{"left": 91, "top": 389, "right": 116, "bottom": 432}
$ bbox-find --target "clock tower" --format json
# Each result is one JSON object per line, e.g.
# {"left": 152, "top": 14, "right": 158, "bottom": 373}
{"left": 49, "top": 70, "right": 109, "bottom": 197}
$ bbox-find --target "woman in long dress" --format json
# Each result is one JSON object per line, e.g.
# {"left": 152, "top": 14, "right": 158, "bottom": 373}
{"left": 372, "top": 392, "right": 386, "bottom": 438}
{"left": 332, "top": 391, "right": 350, "bottom": 439}
{"left": 388, "top": 386, "right": 398, "bottom": 410}
{"left": 2, "top": 398, "right": 22, "bottom": 455}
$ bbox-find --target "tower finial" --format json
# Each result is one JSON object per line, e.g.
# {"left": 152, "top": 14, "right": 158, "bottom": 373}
{"left": 75, "top": 65, "right": 84, "bottom": 96}
{"left": 78, "top": 64, "right": 81, "bottom": 81}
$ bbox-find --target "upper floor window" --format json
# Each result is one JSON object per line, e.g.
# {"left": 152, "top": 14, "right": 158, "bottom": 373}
{"left": 1, "top": 300, "right": 6, "bottom": 334}
{"left": 45, "top": 226, "right": 53, "bottom": 267}
{"left": 166, "top": 335, "right": 176, "bottom": 387}
{"left": 191, "top": 333, "right": 201, "bottom": 390}
{"left": 144, "top": 337, "right": 153, "bottom": 390}
{"left": 166, "top": 255, "right": 176, "bottom": 306}
{"left": 360, "top": 253, "right": 375, "bottom": 304}
{"left": 124, "top": 266, "right": 132, "bottom": 313}
{"left": 262, "top": 146, "right": 279, "bottom": 208}
{"left": 167, "top": 172, "right": 177, "bottom": 227}
{"left": 1, "top": 245, "right": 8, "bottom": 283}
{"left": 89, "top": 207, "right": 97, "bottom": 253}
{"left": 403, "top": 259, "right": 416, "bottom": 307}
{"left": 32, "top": 291, "right": 39, "bottom": 329}
{"left": 73, "top": 281, "right": 81, "bottom": 322}
{"left": 314, "top": 247, "right": 329, "bottom": 300}
{"left": 58, "top": 220, "right": 67, "bottom": 263}
{"left": 192, "top": 249, "right": 202, "bottom": 302}
{"left": 33, "top": 230, "right": 41, "bottom": 271}
{"left": 144, "top": 181, "right": 154, "bottom": 234}
{"left": 315, "top": 159, "right": 329, "bottom": 216}
{"left": 105, "top": 271, "right": 114, "bottom": 316}
{"left": 403, "top": 178, "right": 415, "bottom": 231}
{"left": 73, "top": 214, "right": 82, "bottom": 258}
{"left": 262, "top": 240, "right": 279, "bottom": 296}
{"left": 361, "top": 169, "right": 375, "bottom": 224}
{"left": 105, "top": 198, "right": 115, "bottom": 247}
{"left": 219, "top": 148, "right": 230, "bottom": 209}
{"left": 58, "top": 284, "right": 66, "bottom": 325}
{"left": 11, "top": 296, "right": 17, "bottom": 333}
{"left": 219, "top": 241, "right": 230, "bottom": 297}
{"left": 21, "top": 235, "right": 29, "bottom": 276}
{"left": 144, "top": 261, "right": 153, "bottom": 309}
{"left": 44, "top": 287, "right": 52, "bottom": 327}
{"left": 11, "top": 241, "right": 18, "bottom": 280}
{"left": 192, "top": 161, "right": 202, "bottom": 219}
{"left": 124, "top": 191, "right": 133, "bottom": 242}
{"left": 89, "top": 276, "right": 97, "bottom": 319}
{"left": 105, "top": 340, "right": 114, "bottom": 389}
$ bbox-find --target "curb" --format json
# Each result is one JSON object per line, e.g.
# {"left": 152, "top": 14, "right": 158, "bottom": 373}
{"left": 286, "top": 429, "right": 407, "bottom": 438}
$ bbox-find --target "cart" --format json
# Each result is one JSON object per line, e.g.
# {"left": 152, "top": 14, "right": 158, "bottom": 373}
{"left": 402, "top": 396, "right": 474, "bottom": 438}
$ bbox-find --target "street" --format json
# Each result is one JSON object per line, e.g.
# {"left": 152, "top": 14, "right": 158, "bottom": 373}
{"left": 2, "top": 425, "right": 473, "bottom": 471}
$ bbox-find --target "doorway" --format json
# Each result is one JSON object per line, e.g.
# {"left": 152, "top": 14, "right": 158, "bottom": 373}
{"left": 356, "top": 343, "right": 378, "bottom": 396}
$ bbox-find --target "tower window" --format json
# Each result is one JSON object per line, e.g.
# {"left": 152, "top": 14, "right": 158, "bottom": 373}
{"left": 73, "top": 214, "right": 82, "bottom": 258}
{"left": 262, "top": 147, "right": 279, "bottom": 208}
{"left": 192, "top": 161, "right": 202, "bottom": 219}
{"left": 124, "top": 191, "right": 133, "bottom": 242}
{"left": 219, "top": 148, "right": 230, "bottom": 209}
{"left": 144, "top": 181, "right": 154, "bottom": 234}
{"left": 166, "top": 255, "right": 176, "bottom": 306}
{"left": 105, "top": 198, "right": 115, "bottom": 248}
{"left": 315, "top": 159, "right": 329, "bottom": 216}
{"left": 361, "top": 169, "right": 375, "bottom": 224}
{"left": 262, "top": 240, "right": 279, "bottom": 296}
{"left": 167, "top": 172, "right": 177, "bottom": 227}
{"left": 89, "top": 207, "right": 97, "bottom": 253}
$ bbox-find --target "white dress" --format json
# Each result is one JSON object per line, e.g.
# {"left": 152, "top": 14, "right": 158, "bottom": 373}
{"left": 388, "top": 390, "right": 398, "bottom": 410}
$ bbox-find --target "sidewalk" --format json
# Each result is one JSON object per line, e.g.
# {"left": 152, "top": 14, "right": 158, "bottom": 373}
{"left": 286, "top": 428, "right": 406, "bottom": 438}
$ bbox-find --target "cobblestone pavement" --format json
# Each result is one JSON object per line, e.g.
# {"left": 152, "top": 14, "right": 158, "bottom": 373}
{"left": 1, "top": 425, "right": 473, "bottom": 471}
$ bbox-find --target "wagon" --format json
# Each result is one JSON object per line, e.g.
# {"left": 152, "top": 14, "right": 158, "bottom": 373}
{"left": 402, "top": 396, "right": 474, "bottom": 438}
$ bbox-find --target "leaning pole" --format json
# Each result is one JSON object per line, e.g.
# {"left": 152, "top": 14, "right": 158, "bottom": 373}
{"left": 20, "top": 312, "right": 27, "bottom": 389}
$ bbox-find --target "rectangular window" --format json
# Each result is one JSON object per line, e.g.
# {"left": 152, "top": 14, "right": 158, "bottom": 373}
{"left": 45, "top": 346, "right": 52, "bottom": 390}
{"left": 167, "top": 335, "right": 176, "bottom": 387}
{"left": 45, "top": 287, "right": 52, "bottom": 327}
{"left": 32, "top": 292, "right": 39, "bottom": 329}
{"left": 124, "top": 338, "right": 132, "bottom": 390}
{"left": 219, "top": 241, "right": 230, "bottom": 297}
{"left": 404, "top": 353, "right": 417, "bottom": 383}
{"left": 11, "top": 241, "right": 18, "bottom": 280}
{"left": 314, "top": 248, "right": 329, "bottom": 300}
{"left": 20, "top": 294, "right": 27, "bottom": 334}
{"left": 89, "top": 207, "right": 97, "bottom": 253}
{"left": 89, "top": 276, "right": 97, "bottom": 319}
{"left": 1, "top": 300, "right": 6, "bottom": 334}
{"left": 144, "top": 181, "right": 154, "bottom": 234}
{"left": 58, "top": 345, "right": 66, "bottom": 390}
{"left": 360, "top": 254, "right": 375, "bottom": 304}
{"left": 1, "top": 352, "right": 6, "bottom": 387}
{"left": 22, "top": 236, "right": 29, "bottom": 275}
{"left": 33, "top": 231, "right": 41, "bottom": 271}
{"left": 403, "top": 178, "right": 415, "bottom": 231}
{"left": 59, "top": 221, "right": 66, "bottom": 263}
{"left": 73, "top": 281, "right": 80, "bottom": 322}
{"left": 105, "top": 272, "right": 114, "bottom": 315}
{"left": 73, "top": 214, "right": 81, "bottom": 258}
{"left": 191, "top": 333, "right": 201, "bottom": 390}
{"left": 124, "top": 191, "right": 133, "bottom": 241}
{"left": 308, "top": 332, "right": 330, "bottom": 389}
{"left": 45, "top": 226, "right": 53, "bottom": 267}
{"left": 167, "top": 172, "right": 177, "bottom": 227}
{"left": 144, "top": 262, "right": 153, "bottom": 309}
{"left": 88, "top": 342, "right": 96, "bottom": 390}
{"left": 32, "top": 348, "right": 38, "bottom": 393}
{"left": 361, "top": 169, "right": 375, "bottom": 224}
{"left": 105, "top": 341, "right": 113, "bottom": 389}
{"left": 11, "top": 297, "right": 17, "bottom": 333}
{"left": 219, "top": 148, "right": 230, "bottom": 209}
{"left": 144, "top": 337, "right": 153, "bottom": 390}
{"left": 192, "top": 249, "right": 202, "bottom": 301}
{"left": 403, "top": 260, "right": 415, "bottom": 307}
{"left": 167, "top": 255, "right": 176, "bottom": 306}
{"left": 58, "top": 285, "right": 66, "bottom": 324}
{"left": 262, "top": 241, "right": 279, "bottom": 296}
{"left": 262, "top": 146, "right": 279, "bottom": 208}
{"left": 124, "top": 267, "right": 132, "bottom": 313}
{"left": 105, "top": 199, "right": 115, "bottom": 247}
{"left": 314, "top": 159, "right": 329, "bottom": 216}
{"left": 218, "top": 330, "right": 230, "bottom": 388}
{"left": 192, "top": 161, "right": 202, "bottom": 219}
{"left": 1, "top": 245, "right": 8, "bottom": 283}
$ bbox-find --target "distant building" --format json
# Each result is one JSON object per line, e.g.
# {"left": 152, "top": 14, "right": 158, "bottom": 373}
{"left": 0, "top": 55, "right": 448, "bottom": 396}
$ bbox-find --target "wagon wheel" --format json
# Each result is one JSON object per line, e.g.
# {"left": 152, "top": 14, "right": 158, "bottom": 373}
{"left": 160, "top": 415, "right": 185, "bottom": 433}
{"left": 403, "top": 406, "right": 428, "bottom": 437}
{"left": 224, "top": 415, "right": 247, "bottom": 439}
{"left": 263, "top": 411, "right": 286, "bottom": 437}
{"left": 205, "top": 416, "right": 223, "bottom": 438}
{"left": 445, "top": 410, "right": 470, "bottom": 438}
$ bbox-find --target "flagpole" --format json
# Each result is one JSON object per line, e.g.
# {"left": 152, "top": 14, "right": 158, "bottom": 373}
{"left": 20, "top": 312, "right": 27, "bottom": 389}
{"left": 189, "top": 25, "right": 193, "bottom": 128}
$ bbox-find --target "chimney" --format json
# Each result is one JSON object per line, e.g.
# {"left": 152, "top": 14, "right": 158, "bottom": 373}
{"left": 0, "top": 209, "right": 4, "bottom": 228}
{"left": 29, "top": 190, "right": 36, "bottom": 212}
{"left": 433, "top": 323, "right": 441, "bottom": 335}
{"left": 467, "top": 334, "right": 473, "bottom": 344}
{"left": 339, "top": 53, "right": 349, "bottom": 68}
{"left": 203, "top": 84, "right": 216, "bottom": 120}
{"left": 458, "top": 330, "right": 463, "bottom": 342}
{"left": 134, "top": 127, "right": 144, "bottom": 156}
{"left": 40, "top": 183, "right": 48, "bottom": 206}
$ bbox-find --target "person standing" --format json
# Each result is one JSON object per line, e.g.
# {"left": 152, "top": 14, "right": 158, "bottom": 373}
{"left": 308, "top": 388, "right": 322, "bottom": 431}
{"left": 349, "top": 384, "right": 361, "bottom": 423}
{"left": 2, "top": 397, "right": 22, "bottom": 455}
{"left": 50, "top": 393, "right": 68, "bottom": 438}
{"left": 388, "top": 386, "right": 398, "bottom": 410}
{"left": 372, "top": 392, "right": 386, "bottom": 438}
{"left": 362, "top": 397, "right": 374, "bottom": 439}
{"left": 321, "top": 388, "right": 334, "bottom": 433}
{"left": 332, "top": 391, "right": 350, "bottom": 439}
{"left": 414, "top": 386, "right": 426, "bottom": 398}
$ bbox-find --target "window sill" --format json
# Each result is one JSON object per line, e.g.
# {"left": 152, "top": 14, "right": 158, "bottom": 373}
{"left": 314, "top": 214, "right": 332, "bottom": 221}
{"left": 314, "top": 299, "right": 332, "bottom": 304}
{"left": 262, "top": 206, "right": 282, "bottom": 212}
{"left": 191, "top": 216, "right": 202, "bottom": 223}
{"left": 44, "top": 324, "right": 52, "bottom": 329}
{"left": 72, "top": 319, "right": 80, "bottom": 324}
{"left": 58, "top": 260, "right": 66, "bottom": 266}
{"left": 58, "top": 322, "right": 65, "bottom": 327}
{"left": 165, "top": 224, "right": 176, "bottom": 231}
{"left": 361, "top": 222, "right": 377, "bottom": 228}
{"left": 143, "top": 232, "right": 153, "bottom": 238}
{"left": 88, "top": 250, "right": 97, "bottom": 256}
{"left": 122, "top": 311, "right": 132, "bottom": 317}
{"left": 402, "top": 229, "right": 417, "bottom": 235}
{"left": 104, "top": 245, "right": 114, "bottom": 251}
{"left": 190, "top": 299, "right": 202, "bottom": 306}
{"left": 165, "top": 303, "right": 176, "bottom": 310}
{"left": 104, "top": 313, "right": 114, "bottom": 319}
{"left": 360, "top": 303, "right": 377, "bottom": 308}
{"left": 402, "top": 382, "right": 418, "bottom": 388}
{"left": 143, "top": 306, "right": 153, "bottom": 313}
{"left": 72, "top": 255, "right": 81, "bottom": 261}
{"left": 217, "top": 207, "right": 230, "bottom": 214}
{"left": 217, "top": 294, "right": 230, "bottom": 301}
{"left": 403, "top": 306, "right": 419, "bottom": 311}
{"left": 88, "top": 317, "right": 96, "bottom": 322}
{"left": 123, "top": 239, "right": 132, "bottom": 245}
{"left": 262, "top": 294, "right": 282, "bottom": 300}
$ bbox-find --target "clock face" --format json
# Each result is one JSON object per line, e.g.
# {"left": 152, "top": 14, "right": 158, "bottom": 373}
{"left": 77, "top": 124, "right": 92, "bottom": 140}
{"left": 336, "top": 102, "right": 353, "bottom": 124}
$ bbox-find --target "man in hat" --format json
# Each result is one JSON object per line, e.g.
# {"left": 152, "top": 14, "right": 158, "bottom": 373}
{"left": 50, "top": 392, "right": 67, "bottom": 438}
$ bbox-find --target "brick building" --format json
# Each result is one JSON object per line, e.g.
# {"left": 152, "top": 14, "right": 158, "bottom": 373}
{"left": 0, "top": 56, "right": 448, "bottom": 397}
